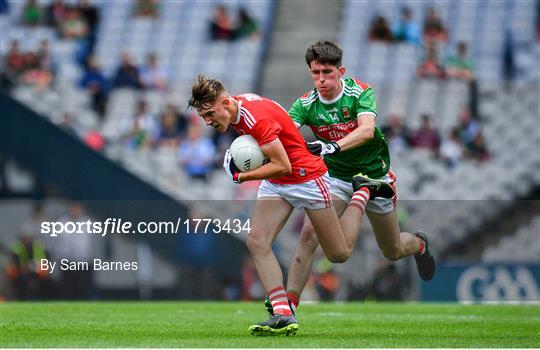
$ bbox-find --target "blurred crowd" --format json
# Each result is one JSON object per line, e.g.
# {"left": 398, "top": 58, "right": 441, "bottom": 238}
{"left": 382, "top": 107, "right": 490, "bottom": 169}
{"left": 1, "top": 0, "right": 100, "bottom": 90}
{"left": 209, "top": 4, "right": 260, "bottom": 41}
{"left": 1, "top": 38, "right": 55, "bottom": 91}
{"left": 0, "top": 0, "right": 262, "bottom": 182}
{"left": 367, "top": 6, "right": 476, "bottom": 81}
{"left": 1, "top": 1, "right": 502, "bottom": 181}
{"left": 20, "top": 0, "right": 99, "bottom": 38}
{"left": 366, "top": 5, "right": 492, "bottom": 169}
{"left": 367, "top": 5, "right": 519, "bottom": 85}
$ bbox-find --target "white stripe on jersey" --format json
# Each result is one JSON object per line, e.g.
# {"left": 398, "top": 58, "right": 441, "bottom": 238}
{"left": 344, "top": 89, "right": 362, "bottom": 97}
{"left": 300, "top": 91, "right": 316, "bottom": 102}
{"left": 344, "top": 86, "right": 362, "bottom": 97}
{"left": 347, "top": 80, "right": 365, "bottom": 92}
{"left": 240, "top": 112, "right": 254, "bottom": 128}
{"left": 301, "top": 91, "right": 318, "bottom": 101}
{"left": 344, "top": 91, "right": 361, "bottom": 98}
{"left": 358, "top": 111, "right": 377, "bottom": 118}
{"left": 301, "top": 91, "right": 319, "bottom": 106}
{"left": 240, "top": 107, "right": 256, "bottom": 129}
{"left": 345, "top": 83, "right": 363, "bottom": 91}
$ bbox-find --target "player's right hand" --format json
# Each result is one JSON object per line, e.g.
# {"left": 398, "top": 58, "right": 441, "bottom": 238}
{"left": 307, "top": 140, "right": 341, "bottom": 157}
{"left": 223, "top": 149, "right": 242, "bottom": 183}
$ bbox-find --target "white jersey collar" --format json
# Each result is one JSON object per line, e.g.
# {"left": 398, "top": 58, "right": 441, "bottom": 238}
{"left": 232, "top": 99, "right": 242, "bottom": 124}
{"left": 318, "top": 79, "right": 345, "bottom": 105}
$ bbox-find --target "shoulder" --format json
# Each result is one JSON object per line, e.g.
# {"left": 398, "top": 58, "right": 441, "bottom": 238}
{"left": 235, "top": 93, "right": 265, "bottom": 104}
{"left": 238, "top": 97, "right": 282, "bottom": 129}
{"left": 238, "top": 104, "right": 259, "bottom": 129}
{"left": 297, "top": 89, "right": 319, "bottom": 108}
{"left": 236, "top": 94, "right": 264, "bottom": 116}
{"left": 343, "top": 77, "right": 374, "bottom": 100}
{"left": 345, "top": 77, "right": 371, "bottom": 91}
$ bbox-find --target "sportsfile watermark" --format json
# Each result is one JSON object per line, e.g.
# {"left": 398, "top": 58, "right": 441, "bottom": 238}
{"left": 41, "top": 217, "right": 252, "bottom": 237}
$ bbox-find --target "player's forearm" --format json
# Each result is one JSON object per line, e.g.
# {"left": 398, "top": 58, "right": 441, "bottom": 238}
{"left": 239, "top": 161, "right": 292, "bottom": 182}
{"left": 337, "top": 123, "right": 375, "bottom": 151}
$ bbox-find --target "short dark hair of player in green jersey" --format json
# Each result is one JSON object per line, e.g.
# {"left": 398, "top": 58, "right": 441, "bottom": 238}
{"left": 305, "top": 40, "right": 343, "bottom": 68}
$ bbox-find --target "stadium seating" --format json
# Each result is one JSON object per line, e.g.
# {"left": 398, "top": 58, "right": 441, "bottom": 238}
{"left": 3, "top": 0, "right": 275, "bottom": 197}
{"left": 338, "top": 0, "right": 540, "bottom": 258}
{"left": 483, "top": 215, "right": 540, "bottom": 262}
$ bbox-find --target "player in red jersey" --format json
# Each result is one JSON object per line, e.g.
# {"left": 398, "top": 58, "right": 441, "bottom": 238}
{"left": 188, "top": 75, "right": 394, "bottom": 336}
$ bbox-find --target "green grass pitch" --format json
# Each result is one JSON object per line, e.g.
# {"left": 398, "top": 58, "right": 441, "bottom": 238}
{"left": 1, "top": 302, "right": 539, "bottom": 348}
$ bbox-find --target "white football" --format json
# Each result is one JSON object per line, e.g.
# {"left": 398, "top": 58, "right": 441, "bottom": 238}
{"left": 229, "top": 135, "right": 268, "bottom": 172}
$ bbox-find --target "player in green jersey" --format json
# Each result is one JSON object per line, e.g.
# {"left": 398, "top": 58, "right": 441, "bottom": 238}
{"left": 266, "top": 40, "right": 436, "bottom": 315}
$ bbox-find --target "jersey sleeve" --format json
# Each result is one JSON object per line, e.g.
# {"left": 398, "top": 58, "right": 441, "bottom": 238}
{"left": 251, "top": 118, "right": 282, "bottom": 146}
{"left": 288, "top": 98, "right": 306, "bottom": 127}
{"left": 356, "top": 87, "right": 378, "bottom": 117}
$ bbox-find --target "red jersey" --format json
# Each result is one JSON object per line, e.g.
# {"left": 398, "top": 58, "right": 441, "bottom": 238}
{"left": 232, "top": 94, "right": 327, "bottom": 184}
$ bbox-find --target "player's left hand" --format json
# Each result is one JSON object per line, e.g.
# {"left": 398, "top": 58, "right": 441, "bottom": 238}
{"left": 307, "top": 140, "right": 341, "bottom": 157}
{"left": 223, "top": 149, "right": 242, "bottom": 183}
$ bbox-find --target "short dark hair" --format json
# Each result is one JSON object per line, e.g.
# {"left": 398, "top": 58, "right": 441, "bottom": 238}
{"left": 305, "top": 40, "right": 343, "bottom": 67}
{"left": 188, "top": 74, "right": 226, "bottom": 112}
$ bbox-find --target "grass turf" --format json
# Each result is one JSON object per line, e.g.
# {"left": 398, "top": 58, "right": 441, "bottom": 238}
{"left": 1, "top": 302, "right": 539, "bottom": 348}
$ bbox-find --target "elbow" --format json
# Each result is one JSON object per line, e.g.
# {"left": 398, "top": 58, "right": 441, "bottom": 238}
{"left": 281, "top": 164, "right": 292, "bottom": 176}
{"left": 277, "top": 161, "right": 292, "bottom": 176}
{"left": 268, "top": 161, "right": 292, "bottom": 177}
{"left": 365, "top": 127, "right": 375, "bottom": 140}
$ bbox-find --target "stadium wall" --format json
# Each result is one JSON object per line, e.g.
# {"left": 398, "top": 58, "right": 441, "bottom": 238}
{"left": 421, "top": 263, "right": 540, "bottom": 303}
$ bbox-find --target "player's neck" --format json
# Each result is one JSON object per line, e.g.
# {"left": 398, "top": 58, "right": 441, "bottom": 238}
{"left": 319, "top": 79, "right": 344, "bottom": 103}
{"left": 229, "top": 97, "right": 239, "bottom": 123}
{"left": 333, "top": 80, "right": 344, "bottom": 99}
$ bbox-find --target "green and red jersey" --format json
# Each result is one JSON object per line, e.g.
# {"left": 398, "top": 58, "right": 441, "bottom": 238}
{"left": 289, "top": 77, "right": 390, "bottom": 181}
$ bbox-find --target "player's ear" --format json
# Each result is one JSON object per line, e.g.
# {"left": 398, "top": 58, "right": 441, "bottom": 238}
{"left": 338, "top": 66, "right": 346, "bottom": 77}
{"left": 222, "top": 96, "right": 230, "bottom": 109}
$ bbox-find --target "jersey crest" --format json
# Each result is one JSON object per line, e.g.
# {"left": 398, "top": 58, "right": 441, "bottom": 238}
{"left": 342, "top": 107, "right": 350, "bottom": 119}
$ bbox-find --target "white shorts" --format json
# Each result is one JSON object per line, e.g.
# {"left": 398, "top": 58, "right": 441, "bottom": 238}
{"left": 257, "top": 173, "right": 332, "bottom": 210}
{"left": 331, "top": 169, "right": 398, "bottom": 215}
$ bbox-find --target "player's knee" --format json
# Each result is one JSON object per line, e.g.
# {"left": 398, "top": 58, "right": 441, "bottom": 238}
{"left": 328, "top": 253, "right": 348, "bottom": 264}
{"left": 299, "top": 226, "right": 318, "bottom": 246}
{"left": 382, "top": 246, "right": 401, "bottom": 261}
{"left": 327, "top": 248, "right": 351, "bottom": 263}
{"left": 246, "top": 234, "right": 271, "bottom": 255}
